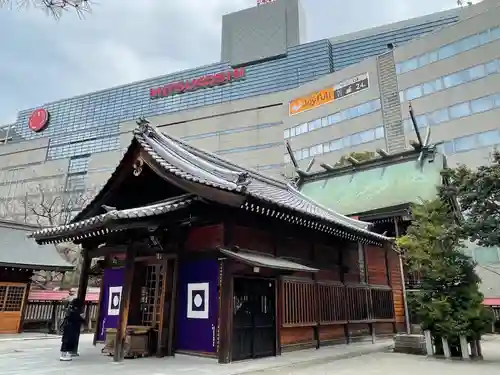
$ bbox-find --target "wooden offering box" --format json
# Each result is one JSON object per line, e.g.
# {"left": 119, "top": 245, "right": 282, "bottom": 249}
{"left": 102, "top": 326, "right": 152, "bottom": 358}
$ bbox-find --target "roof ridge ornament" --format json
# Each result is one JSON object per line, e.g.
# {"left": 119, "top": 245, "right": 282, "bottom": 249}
{"left": 133, "top": 158, "right": 144, "bottom": 176}
{"left": 236, "top": 172, "right": 251, "bottom": 190}
{"left": 136, "top": 117, "right": 152, "bottom": 136}
{"left": 140, "top": 120, "right": 252, "bottom": 187}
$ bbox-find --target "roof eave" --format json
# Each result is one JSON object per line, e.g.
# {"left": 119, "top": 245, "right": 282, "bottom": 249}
{"left": 0, "top": 261, "right": 74, "bottom": 272}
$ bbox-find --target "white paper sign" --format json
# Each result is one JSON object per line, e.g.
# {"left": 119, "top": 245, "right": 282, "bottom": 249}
{"left": 107, "top": 286, "right": 123, "bottom": 316}
{"left": 187, "top": 282, "right": 209, "bottom": 319}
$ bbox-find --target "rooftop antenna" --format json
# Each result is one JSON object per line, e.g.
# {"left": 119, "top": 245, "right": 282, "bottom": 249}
{"left": 409, "top": 102, "right": 424, "bottom": 149}
{"left": 320, "top": 163, "right": 335, "bottom": 171}
{"left": 376, "top": 148, "right": 390, "bottom": 157}
{"left": 305, "top": 157, "right": 315, "bottom": 172}
{"left": 285, "top": 140, "right": 299, "bottom": 169}
{"left": 409, "top": 103, "right": 432, "bottom": 165}
{"left": 347, "top": 155, "right": 359, "bottom": 165}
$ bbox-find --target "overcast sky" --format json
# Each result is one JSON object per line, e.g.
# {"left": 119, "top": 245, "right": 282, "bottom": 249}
{"left": 0, "top": 0, "right": 479, "bottom": 124}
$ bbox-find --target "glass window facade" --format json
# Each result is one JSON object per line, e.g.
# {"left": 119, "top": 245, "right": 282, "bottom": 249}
{"left": 437, "top": 128, "right": 500, "bottom": 156}
{"left": 182, "top": 122, "right": 282, "bottom": 142}
{"left": 287, "top": 125, "right": 385, "bottom": 162}
{"left": 217, "top": 142, "right": 282, "bottom": 155}
{"left": 400, "top": 57, "right": 500, "bottom": 102}
{"left": 253, "top": 163, "right": 284, "bottom": 172}
{"left": 13, "top": 40, "right": 333, "bottom": 166}
{"left": 284, "top": 99, "right": 381, "bottom": 139}
{"left": 396, "top": 26, "right": 500, "bottom": 74}
{"left": 332, "top": 15, "right": 459, "bottom": 71}
{"left": 403, "top": 91, "right": 500, "bottom": 131}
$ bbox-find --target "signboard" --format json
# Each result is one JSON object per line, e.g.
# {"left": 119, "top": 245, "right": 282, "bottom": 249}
{"left": 150, "top": 68, "right": 246, "bottom": 99}
{"left": 28, "top": 108, "right": 50, "bottom": 132}
{"left": 107, "top": 286, "right": 122, "bottom": 316}
{"left": 288, "top": 88, "right": 335, "bottom": 116}
{"left": 334, "top": 73, "right": 369, "bottom": 100}
{"left": 288, "top": 73, "right": 370, "bottom": 116}
{"left": 257, "top": 0, "right": 277, "bottom": 5}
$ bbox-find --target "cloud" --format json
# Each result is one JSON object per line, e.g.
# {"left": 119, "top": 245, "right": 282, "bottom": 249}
{"left": 0, "top": 0, "right": 475, "bottom": 124}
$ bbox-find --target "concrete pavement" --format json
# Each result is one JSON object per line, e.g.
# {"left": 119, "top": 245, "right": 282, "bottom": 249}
{"left": 0, "top": 334, "right": 500, "bottom": 375}
{"left": 0, "top": 332, "right": 60, "bottom": 342}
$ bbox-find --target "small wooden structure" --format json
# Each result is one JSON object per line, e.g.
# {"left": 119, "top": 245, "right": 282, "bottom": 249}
{"left": 29, "top": 120, "right": 403, "bottom": 363}
{"left": 0, "top": 219, "right": 73, "bottom": 333}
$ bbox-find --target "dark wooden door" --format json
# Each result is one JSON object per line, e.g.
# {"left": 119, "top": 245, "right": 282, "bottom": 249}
{"left": 232, "top": 278, "right": 276, "bottom": 361}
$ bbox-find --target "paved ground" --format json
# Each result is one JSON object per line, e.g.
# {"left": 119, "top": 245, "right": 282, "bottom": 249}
{"left": 1, "top": 334, "right": 500, "bottom": 375}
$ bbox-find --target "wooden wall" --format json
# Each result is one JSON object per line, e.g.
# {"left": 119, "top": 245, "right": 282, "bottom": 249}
{"left": 181, "top": 219, "right": 404, "bottom": 354}
{"left": 221, "top": 223, "right": 401, "bottom": 351}
{"left": 387, "top": 249, "right": 405, "bottom": 329}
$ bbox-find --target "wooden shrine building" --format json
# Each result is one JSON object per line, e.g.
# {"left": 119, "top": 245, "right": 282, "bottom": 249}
{"left": 295, "top": 141, "right": 449, "bottom": 331}
{"left": 0, "top": 219, "right": 73, "bottom": 333}
{"left": 29, "top": 120, "right": 403, "bottom": 363}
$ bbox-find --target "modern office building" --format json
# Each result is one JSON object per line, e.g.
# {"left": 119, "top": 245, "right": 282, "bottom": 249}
{"left": 1, "top": 0, "right": 499, "bottom": 240}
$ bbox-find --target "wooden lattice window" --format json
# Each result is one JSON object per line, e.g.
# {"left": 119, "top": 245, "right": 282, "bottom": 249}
{"left": 371, "top": 288, "right": 394, "bottom": 319}
{"left": 140, "top": 265, "right": 164, "bottom": 327}
{"left": 318, "top": 282, "right": 347, "bottom": 323}
{"left": 0, "top": 284, "right": 26, "bottom": 312}
{"left": 346, "top": 286, "right": 370, "bottom": 321}
{"left": 282, "top": 279, "right": 316, "bottom": 327}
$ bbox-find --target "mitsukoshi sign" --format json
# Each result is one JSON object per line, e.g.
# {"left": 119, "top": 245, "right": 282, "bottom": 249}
{"left": 149, "top": 68, "right": 246, "bottom": 99}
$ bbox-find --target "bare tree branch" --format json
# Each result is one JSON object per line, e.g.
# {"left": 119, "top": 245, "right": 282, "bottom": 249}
{"left": 18, "top": 185, "right": 98, "bottom": 287}
{"left": 0, "top": 0, "right": 92, "bottom": 19}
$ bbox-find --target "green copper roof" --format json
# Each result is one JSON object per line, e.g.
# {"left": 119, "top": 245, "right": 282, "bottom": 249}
{"left": 299, "top": 153, "right": 444, "bottom": 216}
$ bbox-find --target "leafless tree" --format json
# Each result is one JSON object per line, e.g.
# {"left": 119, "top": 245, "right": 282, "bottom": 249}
{"left": 22, "top": 184, "right": 95, "bottom": 227}
{"left": 20, "top": 184, "right": 98, "bottom": 287}
{"left": 0, "top": 0, "right": 92, "bottom": 19}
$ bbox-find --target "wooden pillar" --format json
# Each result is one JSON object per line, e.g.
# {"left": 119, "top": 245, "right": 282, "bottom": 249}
{"left": 217, "top": 259, "right": 233, "bottom": 364}
{"left": 93, "top": 262, "right": 107, "bottom": 346}
{"left": 272, "top": 221, "right": 282, "bottom": 356}
{"left": 166, "top": 257, "right": 178, "bottom": 357}
{"left": 311, "top": 240, "right": 320, "bottom": 350}
{"left": 394, "top": 218, "right": 411, "bottom": 334}
{"left": 384, "top": 246, "right": 391, "bottom": 286}
{"left": 113, "top": 245, "right": 136, "bottom": 362}
{"left": 156, "top": 258, "right": 168, "bottom": 357}
{"left": 384, "top": 243, "right": 396, "bottom": 333}
{"left": 339, "top": 247, "right": 350, "bottom": 344}
{"left": 18, "top": 277, "right": 32, "bottom": 333}
{"left": 74, "top": 249, "right": 91, "bottom": 353}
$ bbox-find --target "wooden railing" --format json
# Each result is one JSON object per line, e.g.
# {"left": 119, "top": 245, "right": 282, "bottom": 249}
{"left": 22, "top": 301, "right": 99, "bottom": 333}
{"left": 282, "top": 278, "right": 394, "bottom": 327}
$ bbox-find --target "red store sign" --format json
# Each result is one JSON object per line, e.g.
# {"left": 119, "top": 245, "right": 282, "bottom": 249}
{"left": 150, "top": 68, "right": 246, "bottom": 99}
{"left": 28, "top": 108, "right": 50, "bottom": 132}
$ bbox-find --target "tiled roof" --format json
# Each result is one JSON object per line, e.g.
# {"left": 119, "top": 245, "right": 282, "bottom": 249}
{"left": 29, "top": 194, "right": 196, "bottom": 243}
{"left": 135, "top": 123, "right": 390, "bottom": 245}
{"left": 30, "top": 121, "right": 392, "bottom": 246}
{"left": 219, "top": 248, "right": 318, "bottom": 273}
{"left": 0, "top": 221, "right": 73, "bottom": 271}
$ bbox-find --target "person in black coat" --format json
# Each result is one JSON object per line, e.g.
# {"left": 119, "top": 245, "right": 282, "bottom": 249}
{"left": 60, "top": 298, "right": 85, "bottom": 361}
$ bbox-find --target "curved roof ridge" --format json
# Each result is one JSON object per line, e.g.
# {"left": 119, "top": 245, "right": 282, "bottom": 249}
{"left": 156, "top": 126, "right": 288, "bottom": 189}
